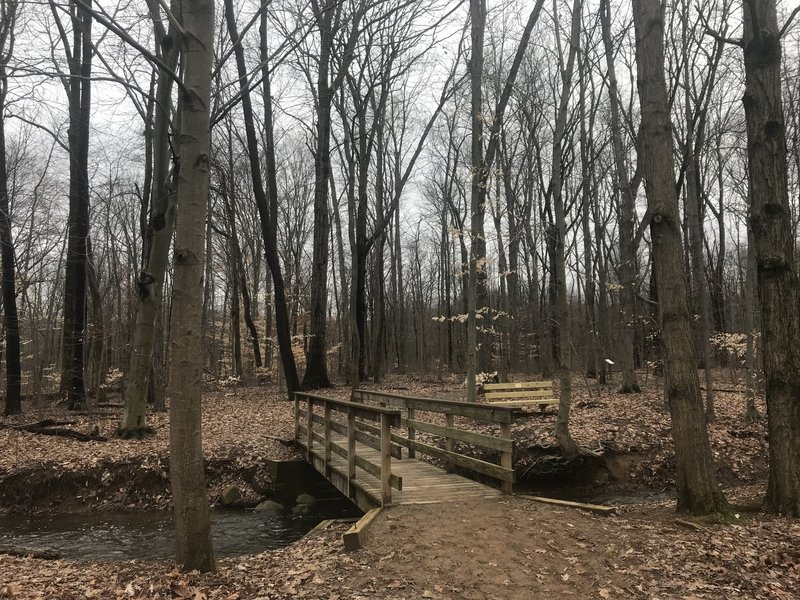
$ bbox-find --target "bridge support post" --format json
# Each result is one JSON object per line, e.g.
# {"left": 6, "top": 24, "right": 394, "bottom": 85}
{"left": 500, "top": 423, "right": 513, "bottom": 494}
{"left": 407, "top": 407, "right": 416, "bottom": 458}
{"left": 380, "top": 413, "right": 392, "bottom": 505}
{"left": 293, "top": 394, "right": 299, "bottom": 441}
{"left": 323, "top": 401, "right": 332, "bottom": 477}
{"left": 347, "top": 406, "right": 356, "bottom": 497}
{"left": 445, "top": 414, "right": 455, "bottom": 472}
{"left": 306, "top": 396, "right": 313, "bottom": 462}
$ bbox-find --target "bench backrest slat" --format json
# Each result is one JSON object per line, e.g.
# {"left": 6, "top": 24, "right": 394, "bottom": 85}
{"left": 484, "top": 389, "right": 553, "bottom": 399}
{"left": 482, "top": 381, "right": 552, "bottom": 391}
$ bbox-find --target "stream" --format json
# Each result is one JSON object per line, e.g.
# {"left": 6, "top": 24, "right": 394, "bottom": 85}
{"left": 0, "top": 501, "right": 361, "bottom": 561}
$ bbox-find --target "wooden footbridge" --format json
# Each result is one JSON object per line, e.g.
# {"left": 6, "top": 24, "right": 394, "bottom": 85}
{"left": 294, "top": 389, "right": 517, "bottom": 512}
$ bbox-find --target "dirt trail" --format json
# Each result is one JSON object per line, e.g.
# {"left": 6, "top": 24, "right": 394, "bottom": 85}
{"left": 348, "top": 498, "right": 640, "bottom": 599}
{"left": 4, "top": 496, "right": 797, "bottom": 599}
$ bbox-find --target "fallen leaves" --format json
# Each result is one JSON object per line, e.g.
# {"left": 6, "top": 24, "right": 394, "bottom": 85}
{"left": 0, "top": 374, "right": 792, "bottom": 600}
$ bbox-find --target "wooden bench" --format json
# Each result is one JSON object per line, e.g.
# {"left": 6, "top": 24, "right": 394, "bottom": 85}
{"left": 480, "top": 380, "right": 558, "bottom": 410}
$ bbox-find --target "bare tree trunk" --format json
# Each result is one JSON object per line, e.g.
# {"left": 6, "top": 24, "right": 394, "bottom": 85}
{"left": 466, "top": 0, "right": 546, "bottom": 400}
{"left": 680, "top": 6, "right": 715, "bottom": 421}
{"left": 219, "top": 141, "right": 261, "bottom": 370}
{"left": 742, "top": 0, "right": 800, "bottom": 517}
{"left": 685, "top": 140, "right": 716, "bottom": 420}
{"left": 120, "top": 0, "right": 179, "bottom": 437}
{"left": 0, "top": 6, "right": 21, "bottom": 414}
{"left": 60, "top": 2, "right": 92, "bottom": 410}
{"left": 633, "top": 0, "right": 728, "bottom": 515}
{"left": 222, "top": 0, "right": 300, "bottom": 397}
{"left": 85, "top": 237, "right": 104, "bottom": 398}
{"left": 502, "top": 146, "right": 520, "bottom": 373}
{"left": 304, "top": 0, "right": 366, "bottom": 389}
{"left": 229, "top": 254, "right": 242, "bottom": 379}
{"left": 551, "top": 0, "right": 583, "bottom": 458}
{"left": 371, "top": 136, "right": 387, "bottom": 382}
{"left": 595, "top": 208, "right": 610, "bottom": 384}
{"left": 600, "top": 0, "right": 639, "bottom": 394}
{"left": 744, "top": 221, "right": 760, "bottom": 422}
{"left": 168, "top": 0, "right": 215, "bottom": 572}
{"left": 578, "top": 49, "right": 597, "bottom": 379}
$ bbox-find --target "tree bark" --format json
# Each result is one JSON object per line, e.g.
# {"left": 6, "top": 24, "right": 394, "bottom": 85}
{"left": 222, "top": 0, "right": 300, "bottom": 398}
{"left": 744, "top": 221, "right": 760, "bottom": 422}
{"left": 304, "top": 0, "right": 362, "bottom": 389}
{"left": 168, "top": 0, "right": 216, "bottom": 572}
{"left": 465, "top": 0, "right": 485, "bottom": 402}
{"left": 742, "top": 0, "right": 800, "bottom": 517}
{"left": 120, "top": 0, "right": 179, "bottom": 437}
{"left": 551, "top": 0, "right": 583, "bottom": 458}
{"left": 466, "top": 0, "right": 546, "bottom": 400}
{"left": 633, "top": 0, "right": 728, "bottom": 515}
{"left": 60, "top": 3, "right": 92, "bottom": 410}
{"left": 600, "top": 0, "right": 639, "bottom": 394}
{"left": 0, "top": 11, "right": 21, "bottom": 415}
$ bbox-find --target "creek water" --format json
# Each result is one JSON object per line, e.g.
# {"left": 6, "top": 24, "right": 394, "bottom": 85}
{"left": 0, "top": 501, "right": 361, "bottom": 561}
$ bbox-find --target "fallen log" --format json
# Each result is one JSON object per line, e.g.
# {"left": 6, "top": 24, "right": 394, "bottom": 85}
{"left": 0, "top": 422, "right": 106, "bottom": 442}
{"left": 674, "top": 518, "right": 709, "bottom": 533}
{"left": 6, "top": 419, "right": 77, "bottom": 430}
{"left": 0, "top": 545, "right": 61, "bottom": 560}
{"left": 522, "top": 495, "right": 617, "bottom": 515}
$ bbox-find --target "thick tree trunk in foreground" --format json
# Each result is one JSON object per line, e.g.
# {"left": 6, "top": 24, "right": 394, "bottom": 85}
{"left": 633, "top": 0, "right": 728, "bottom": 515}
{"left": 742, "top": 0, "right": 800, "bottom": 517}
{"left": 168, "top": 0, "right": 215, "bottom": 572}
{"left": 744, "top": 222, "right": 760, "bottom": 422}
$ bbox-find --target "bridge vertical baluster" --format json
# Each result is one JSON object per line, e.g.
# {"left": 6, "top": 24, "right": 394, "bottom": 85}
{"left": 500, "top": 422, "right": 513, "bottom": 494}
{"left": 306, "top": 396, "right": 313, "bottom": 462}
{"left": 293, "top": 394, "right": 300, "bottom": 442}
{"left": 323, "top": 401, "right": 332, "bottom": 476}
{"left": 380, "top": 412, "right": 392, "bottom": 505}
{"left": 445, "top": 413, "right": 455, "bottom": 472}
{"left": 406, "top": 407, "right": 415, "bottom": 458}
{"left": 347, "top": 406, "right": 356, "bottom": 497}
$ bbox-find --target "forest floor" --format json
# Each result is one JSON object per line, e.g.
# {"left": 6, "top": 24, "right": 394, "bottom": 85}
{"left": 1, "top": 371, "right": 799, "bottom": 599}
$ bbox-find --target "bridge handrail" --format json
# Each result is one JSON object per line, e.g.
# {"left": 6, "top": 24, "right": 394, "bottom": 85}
{"left": 351, "top": 389, "right": 515, "bottom": 493}
{"left": 294, "top": 392, "right": 401, "bottom": 505}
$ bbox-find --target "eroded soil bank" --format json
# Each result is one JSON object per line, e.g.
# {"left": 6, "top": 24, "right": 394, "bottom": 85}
{"left": 0, "top": 387, "right": 299, "bottom": 515}
{"left": 1, "top": 374, "right": 798, "bottom": 598}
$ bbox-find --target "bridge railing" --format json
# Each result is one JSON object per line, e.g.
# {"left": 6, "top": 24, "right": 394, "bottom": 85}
{"left": 351, "top": 389, "right": 516, "bottom": 494}
{"left": 294, "top": 392, "right": 402, "bottom": 505}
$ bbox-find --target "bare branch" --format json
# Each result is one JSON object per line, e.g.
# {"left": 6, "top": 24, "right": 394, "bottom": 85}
{"left": 779, "top": 6, "right": 800, "bottom": 38}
